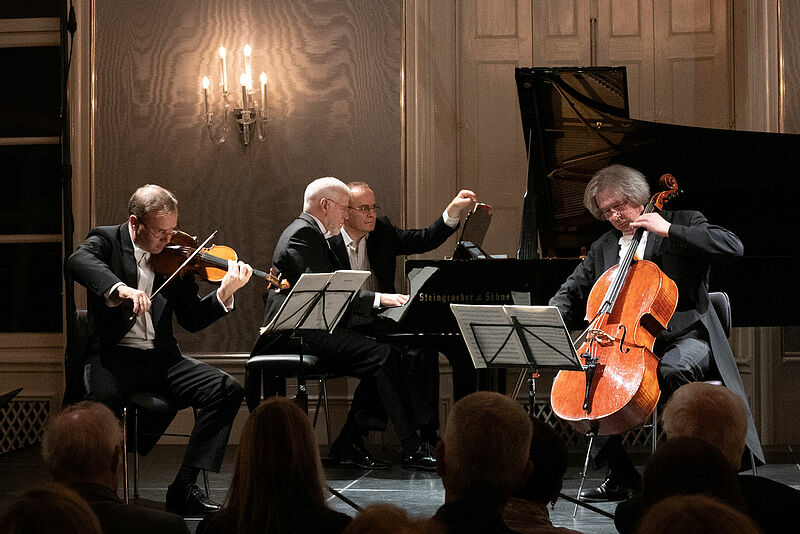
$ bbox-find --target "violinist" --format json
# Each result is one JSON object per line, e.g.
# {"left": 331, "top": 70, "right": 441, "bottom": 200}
{"left": 549, "top": 165, "right": 763, "bottom": 502}
{"left": 66, "top": 184, "right": 252, "bottom": 515}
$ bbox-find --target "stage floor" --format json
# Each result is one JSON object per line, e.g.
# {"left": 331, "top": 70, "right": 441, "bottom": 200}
{"left": 1, "top": 444, "right": 798, "bottom": 533}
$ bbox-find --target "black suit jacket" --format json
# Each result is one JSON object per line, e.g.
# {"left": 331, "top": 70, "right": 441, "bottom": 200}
{"left": 258, "top": 212, "right": 375, "bottom": 329}
{"left": 549, "top": 209, "right": 763, "bottom": 462}
{"left": 72, "top": 482, "right": 189, "bottom": 534}
{"left": 329, "top": 215, "right": 457, "bottom": 293}
{"left": 328, "top": 215, "right": 457, "bottom": 324}
{"left": 66, "top": 222, "right": 227, "bottom": 359}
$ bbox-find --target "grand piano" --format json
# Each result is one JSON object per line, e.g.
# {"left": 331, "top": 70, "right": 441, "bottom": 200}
{"left": 386, "top": 66, "right": 800, "bottom": 397}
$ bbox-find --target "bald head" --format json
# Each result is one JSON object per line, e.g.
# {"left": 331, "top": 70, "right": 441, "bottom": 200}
{"left": 41, "top": 401, "right": 123, "bottom": 486}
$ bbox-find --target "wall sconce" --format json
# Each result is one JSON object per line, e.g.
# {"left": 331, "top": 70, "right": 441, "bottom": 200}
{"left": 202, "top": 45, "right": 268, "bottom": 146}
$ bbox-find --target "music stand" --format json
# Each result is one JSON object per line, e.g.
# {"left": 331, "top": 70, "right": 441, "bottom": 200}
{"left": 259, "top": 270, "right": 370, "bottom": 411}
{"left": 450, "top": 304, "right": 582, "bottom": 413}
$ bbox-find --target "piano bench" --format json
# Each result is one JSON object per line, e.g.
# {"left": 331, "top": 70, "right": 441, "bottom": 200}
{"left": 246, "top": 353, "right": 334, "bottom": 443}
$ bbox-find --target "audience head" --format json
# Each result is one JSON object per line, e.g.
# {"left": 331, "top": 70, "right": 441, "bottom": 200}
{"left": 642, "top": 437, "right": 745, "bottom": 510}
{"left": 226, "top": 397, "right": 326, "bottom": 532}
{"left": 343, "top": 503, "right": 441, "bottom": 534}
{"left": 438, "top": 391, "right": 532, "bottom": 504}
{"left": 516, "top": 416, "right": 569, "bottom": 506}
{"left": 635, "top": 494, "right": 761, "bottom": 534}
{"left": 41, "top": 401, "right": 123, "bottom": 489}
{"left": 302, "top": 177, "right": 350, "bottom": 234}
{"left": 662, "top": 382, "right": 748, "bottom": 469}
{"left": 0, "top": 484, "right": 103, "bottom": 534}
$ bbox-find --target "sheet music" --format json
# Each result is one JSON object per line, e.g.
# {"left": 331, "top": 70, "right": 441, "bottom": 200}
{"left": 504, "top": 306, "right": 582, "bottom": 369}
{"left": 379, "top": 266, "right": 439, "bottom": 323}
{"left": 450, "top": 304, "right": 582, "bottom": 370}
{"left": 450, "top": 305, "right": 528, "bottom": 368}
{"left": 260, "top": 270, "right": 370, "bottom": 334}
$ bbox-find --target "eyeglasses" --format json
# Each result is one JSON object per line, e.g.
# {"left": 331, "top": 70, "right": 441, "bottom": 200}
{"left": 348, "top": 204, "right": 380, "bottom": 214}
{"left": 600, "top": 199, "right": 629, "bottom": 220}
{"left": 136, "top": 217, "right": 180, "bottom": 238}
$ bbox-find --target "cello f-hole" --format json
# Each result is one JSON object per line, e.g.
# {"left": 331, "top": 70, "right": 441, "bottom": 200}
{"left": 617, "top": 324, "right": 629, "bottom": 353}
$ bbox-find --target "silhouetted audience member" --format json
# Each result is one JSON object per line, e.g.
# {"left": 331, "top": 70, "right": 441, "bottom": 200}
{"left": 343, "top": 503, "right": 442, "bottom": 534}
{"left": 196, "top": 397, "right": 351, "bottom": 534}
{"left": 635, "top": 495, "right": 761, "bottom": 534}
{"left": 663, "top": 382, "right": 799, "bottom": 534}
{"left": 503, "top": 417, "right": 582, "bottom": 534}
{"left": 615, "top": 437, "right": 747, "bottom": 534}
{"left": 41, "top": 401, "right": 189, "bottom": 534}
{"left": 661, "top": 381, "right": 747, "bottom": 468}
{"left": 427, "top": 391, "right": 533, "bottom": 534}
{"left": 0, "top": 484, "right": 103, "bottom": 534}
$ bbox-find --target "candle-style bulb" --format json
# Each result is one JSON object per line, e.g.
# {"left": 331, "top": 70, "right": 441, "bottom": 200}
{"left": 219, "top": 46, "right": 226, "bottom": 58}
{"left": 240, "top": 73, "right": 248, "bottom": 86}
{"left": 260, "top": 72, "right": 267, "bottom": 85}
{"left": 243, "top": 44, "right": 251, "bottom": 57}
{"left": 202, "top": 76, "right": 210, "bottom": 89}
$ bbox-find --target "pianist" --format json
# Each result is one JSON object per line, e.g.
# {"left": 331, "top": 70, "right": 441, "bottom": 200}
{"left": 549, "top": 164, "right": 762, "bottom": 502}
{"left": 249, "top": 177, "right": 439, "bottom": 471}
{"left": 328, "top": 182, "right": 477, "bottom": 462}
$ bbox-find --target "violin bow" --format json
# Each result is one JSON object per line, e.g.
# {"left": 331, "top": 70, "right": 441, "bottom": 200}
{"left": 150, "top": 230, "right": 218, "bottom": 299}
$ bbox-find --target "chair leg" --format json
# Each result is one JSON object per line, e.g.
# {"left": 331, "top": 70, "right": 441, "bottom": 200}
{"left": 322, "top": 378, "right": 331, "bottom": 445}
{"left": 574, "top": 434, "right": 595, "bottom": 517}
{"left": 122, "top": 405, "right": 129, "bottom": 504}
{"left": 651, "top": 405, "right": 658, "bottom": 453}
{"left": 312, "top": 379, "right": 323, "bottom": 429}
{"left": 133, "top": 407, "right": 140, "bottom": 499}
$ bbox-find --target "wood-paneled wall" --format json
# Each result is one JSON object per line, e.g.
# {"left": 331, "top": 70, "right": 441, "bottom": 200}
{"left": 91, "top": 0, "right": 402, "bottom": 354}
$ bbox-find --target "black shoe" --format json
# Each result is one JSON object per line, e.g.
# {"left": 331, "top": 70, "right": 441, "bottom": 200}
{"left": 165, "top": 483, "right": 221, "bottom": 515}
{"left": 579, "top": 477, "right": 639, "bottom": 502}
{"left": 401, "top": 441, "right": 437, "bottom": 472}
{"left": 330, "top": 436, "right": 390, "bottom": 470}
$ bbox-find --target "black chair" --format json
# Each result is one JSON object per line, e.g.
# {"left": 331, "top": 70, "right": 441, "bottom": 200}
{"left": 708, "top": 291, "right": 758, "bottom": 475}
{"left": 246, "top": 353, "right": 334, "bottom": 443}
{"left": 63, "top": 310, "right": 90, "bottom": 406}
{"left": 66, "top": 310, "right": 211, "bottom": 502}
{"left": 121, "top": 392, "right": 209, "bottom": 503}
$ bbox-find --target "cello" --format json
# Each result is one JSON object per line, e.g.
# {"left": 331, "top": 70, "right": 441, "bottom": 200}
{"left": 550, "top": 175, "right": 680, "bottom": 436}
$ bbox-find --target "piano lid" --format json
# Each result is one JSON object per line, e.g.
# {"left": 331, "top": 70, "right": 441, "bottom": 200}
{"left": 515, "top": 66, "right": 800, "bottom": 327}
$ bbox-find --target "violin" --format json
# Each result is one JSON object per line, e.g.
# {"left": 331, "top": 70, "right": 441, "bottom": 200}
{"left": 149, "top": 230, "right": 290, "bottom": 290}
{"left": 550, "top": 174, "right": 680, "bottom": 437}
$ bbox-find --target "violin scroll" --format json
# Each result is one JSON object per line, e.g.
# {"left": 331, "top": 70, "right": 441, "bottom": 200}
{"left": 266, "top": 268, "right": 291, "bottom": 291}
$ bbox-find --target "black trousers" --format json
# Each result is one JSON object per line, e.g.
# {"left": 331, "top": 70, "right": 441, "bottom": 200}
{"left": 247, "top": 327, "right": 420, "bottom": 443}
{"left": 589, "top": 329, "right": 714, "bottom": 479}
{"left": 344, "top": 346, "right": 440, "bottom": 434}
{"left": 84, "top": 347, "right": 244, "bottom": 472}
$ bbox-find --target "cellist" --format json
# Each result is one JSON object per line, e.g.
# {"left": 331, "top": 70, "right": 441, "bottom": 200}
{"left": 549, "top": 164, "right": 763, "bottom": 502}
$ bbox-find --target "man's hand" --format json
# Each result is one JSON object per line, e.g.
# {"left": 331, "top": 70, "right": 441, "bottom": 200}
{"left": 630, "top": 213, "right": 671, "bottom": 237}
{"left": 445, "top": 189, "right": 479, "bottom": 219}
{"left": 117, "top": 286, "right": 152, "bottom": 316}
{"left": 218, "top": 260, "right": 254, "bottom": 305}
{"left": 380, "top": 293, "right": 409, "bottom": 307}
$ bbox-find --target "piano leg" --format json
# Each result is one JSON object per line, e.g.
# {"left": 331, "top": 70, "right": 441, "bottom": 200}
{"left": 440, "top": 344, "right": 506, "bottom": 401}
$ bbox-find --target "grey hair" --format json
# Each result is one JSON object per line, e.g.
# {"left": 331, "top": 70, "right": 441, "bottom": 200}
{"left": 443, "top": 392, "right": 532, "bottom": 502}
{"left": 661, "top": 382, "right": 748, "bottom": 469}
{"left": 41, "top": 401, "right": 123, "bottom": 483}
{"left": 128, "top": 184, "right": 178, "bottom": 219}
{"left": 584, "top": 164, "right": 651, "bottom": 219}
{"left": 303, "top": 177, "right": 350, "bottom": 212}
